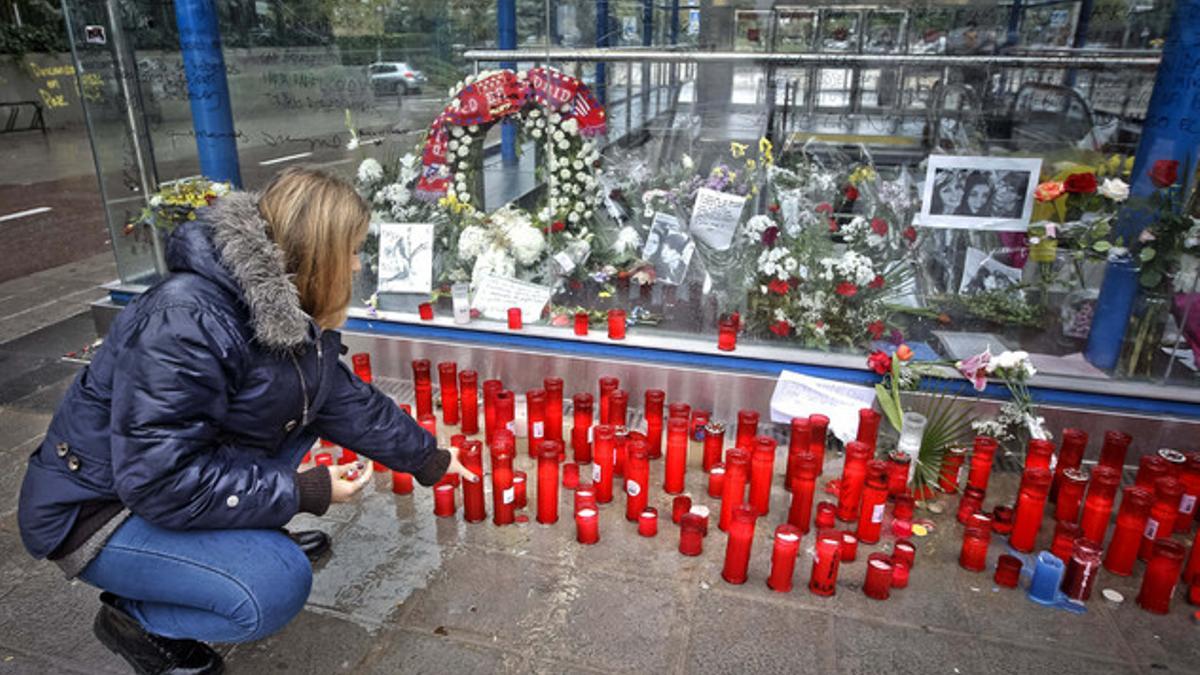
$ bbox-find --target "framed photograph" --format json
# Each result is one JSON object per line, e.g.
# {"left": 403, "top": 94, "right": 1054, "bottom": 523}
{"left": 958, "top": 246, "right": 1024, "bottom": 295}
{"left": 377, "top": 223, "right": 434, "bottom": 294}
{"left": 642, "top": 212, "right": 695, "bottom": 286}
{"left": 918, "top": 155, "right": 1042, "bottom": 231}
{"left": 85, "top": 25, "right": 107, "bottom": 45}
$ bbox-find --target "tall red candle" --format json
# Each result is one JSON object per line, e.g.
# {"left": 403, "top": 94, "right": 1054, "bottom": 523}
{"left": 592, "top": 424, "right": 616, "bottom": 503}
{"left": 412, "top": 359, "right": 433, "bottom": 418}
{"left": 719, "top": 448, "right": 750, "bottom": 532}
{"left": 438, "top": 362, "right": 459, "bottom": 426}
{"left": 839, "top": 531, "right": 859, "bottom": 562}
{"left": 419, "top": 414, "right": 437, "bottom": 439}
{"left": 1178, "top": 452, "right": 1200, "bottom": 534}
{"left": 735, "top": 410, "right": 759, "bottom": 450}
{"left": 668, "top": 401, "right": 691, "bottom": 421}
{"left": 702, "top": 422, "right": 726, "bottom": 472}
{"left": 863, "top": 553, "right": 894, "bottom": 600}
{"left": 1138, "top": 477, "right": 1182, "bottom": 561}
{"left": 491, "top": 446, "right": 515, "bottom": 526}
{"left": 1080, "top": 465, "right": 1122, "bottom": 544}
{"left": 1135, "top": 454, "right": 1170, "bottom": 490}
{"left": 1103, "top": 486, "right": 1155, "bottom": 575}
{"left": 391, "top": 471, "right": 414, "bottom": 495}
{"left": 607, "top": 308, "right": 626, "bottom": 339}
{"left": 717, "top": 316, "right": 738, "bottom": 351}
{"left": 708, "top": 464, "right": 726, "bottom": 498}
{"left": 1137, "top": 539, "right": 1187, "bottom": 614}
{"left": 967, "top": 436, "right": 998, "bottom": 494}
{"left": 608, "top": 389, "right": 629, "bottom": 428}
{"left": 785, "top": 418, "right": 812, "bottom": 492}
{"left": 809, "top": 530, "right": 842, "bottom": 597}
{"left": 959, "top": 514, "right": 992, "bottom": 571}
{"left": 939, "top": 446, "right": 967, "bottom": 494}
{"left": 885, "top": 451, "right": 911, "bottom": 498}
{"left": 837, "top": 441, "right": 872, "bottom": 522}
{"left": 767, "top": 524, "right": 803, "bottom": 592}
{"left": 562, "top": 462, "right": 580, "bottom": 490}
{"left": 808, "top": 414, "right": 830, "bottom": 474}
{"left": 507, "top": 307, "right": 522, "bottom": 329}
{"left": 1025, "top": 439, "right": 1054, "bottom": 473}
{"left": 526, "top": 389, "right": 547, "bottom": 454}
{"left": 856, "top": 408, "right": 881, "bottom": 451}
{"left": 351, "top": 353, "right": 372, "bottom": 383}
{"left": 1051, "top": 428, "right": 1088, "bottom": 502}
{"left": 536, "top": 441, "right": 561, "bottom": 524}
{"left": 679, "top": 512, "right": 704, "bottom": 554}
{"left": 690, "top": 410, "right": 710, "bottom": 442}
{"left": 433, "top": 480, "right": 457, "bottom": 517}
{"left": 459, "top": 370, "right": 479, "bottom": 435}
{"left": 624, "top": 439, "right": 651, "bottom": 521}
{"left": 644, "top": 389, "right": 666, "bottom": 459}
{"left": 1050, "top": 520, "right": 1082, "bottom": 562}
{"left": 598, "top": 377, "right": 618, "bottom": 424}
{"left": 543, "top": 377, "right": 564, "bottom": 443}
{"left": 788, "top": 451, "right": 820, "bottom": 533}
{"left": 495, "top": 390, "right": 515, "bottom": 442}
{"left": 748, "top": 436, "right": 777, "bottom": 516}
{"left": 1062, "top": 538, "right": 1102, "bottom": 602}
{"left": 721, "top": 504, "right": 757, "bottom": 585}
{"left": 957, "top": 486, "right": 986, "bottom": 524}
{"left": 461, "top": 441, "right": 486, "bottom": 522}
{"left": 513, "top": 470, "right": 527, "bottom": 509}
{"left": 1096, "top": 430, "right": 1132, "bottom": 473}
{"left": 1054, "top": 468, "right": 1089, "bottom": 524}
{"left": 482, "top": 379, "right": 502, "bottom": 443}
{"left": 573, "top": 311, "right": 589, "bottom": 335}
{"left": 1009, "top": 468, "right": 1052, "bottom": 553}
{"left": 664, "top": 418, "right": 689, "bottom": 494}
{"left": 1184, "top": 523, "right": 1200, "bottom": 585}
{"left": 856, "top": 460, "right": 890, "bottom": 544}
{"left": 575, "top": 507, "right": 599, "bottom": 544}
{"left": 571, "top": 393, "right": 593, "bottom": 463}
{"left": 671, "top": 495, "right": 693, "bottom": 524}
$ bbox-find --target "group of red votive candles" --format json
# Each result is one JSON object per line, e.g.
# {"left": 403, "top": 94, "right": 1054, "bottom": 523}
{"left": 952, "top": 430, "right": 1200, "bottom": 615}
{"left": 313, "top": 354, "right": 1200, "bottom": 613}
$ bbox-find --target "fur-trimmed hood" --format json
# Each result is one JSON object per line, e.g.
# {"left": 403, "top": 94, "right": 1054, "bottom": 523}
{"left": 164, "top": 191, "right": 311, "bottom": 351}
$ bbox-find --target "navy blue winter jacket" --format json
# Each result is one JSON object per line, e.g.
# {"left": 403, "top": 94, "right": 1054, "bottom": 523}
{"left": 18, "top": 192, "right": 445, "bottom": 559}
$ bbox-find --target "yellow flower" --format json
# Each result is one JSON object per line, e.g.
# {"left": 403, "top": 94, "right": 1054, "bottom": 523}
{"left": 730, "top": 142, "right": 749, "bottom": 158}
{"left": 1123, "top": 155, "right": 1135, "bottom": 175}
{"left": 849, "top": 166, "right": 877, "bottom": 185}
{"left": 598, "top": 290, "right": 612, "bottom": 298}
{"left": 758, "top": 138, "right": 774, "bottom": 165}
{"left": 745, "top": 159, "right": 757, "bottom": 171}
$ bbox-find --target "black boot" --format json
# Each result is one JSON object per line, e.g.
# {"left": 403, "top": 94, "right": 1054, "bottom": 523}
{"left": 285, "top": 529, "right": 331, "bottom": 563}
{"left": 93, "top": 593, "right": 224, "bottom": 675}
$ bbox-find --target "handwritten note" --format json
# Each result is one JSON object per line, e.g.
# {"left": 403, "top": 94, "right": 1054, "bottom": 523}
{"left": 690, "top": 188, "right": 747, "bottom": 251}
{"left": 769, "top": 370, "right": 878, "bottom": 444}
{"left": 471, "top": 275, "right": 553, "bottom": 321}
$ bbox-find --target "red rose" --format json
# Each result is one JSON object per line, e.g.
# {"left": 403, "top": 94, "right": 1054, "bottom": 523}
{"left": 828, "top": 219, "right": 839, "bottom": 233}
{"left": 762, "top": 226, "right": 780, "bottom": 247}
{"left": 768, "top": 203, "right": 781, "bottom": 213}
{"left": 552, "top": 220, "right": 566, "bottom": 233}
{"left": 867, "top": 350, "right": 892, "bottom": 375}
{"left": 868, "top": 320, "right": 886, "bottom": 339}
{"left": 870, "top": 218, "right": 888, "bottom": 236}
{"left": 868, "top": 275, "right": 885, "bottom": 289}
{"left": 815, "top": 320, "right": 825, "bottom": 329}
{"left": 844, "top": 185, "right": 859, "bottom": 201}
{"left": 902, "top": 226, "right": 917, "bottom": 242}
{"left": 569, "top": 279, "right": 583, "bottom": 290}
{"left": 767, "top": 279, "right": 790, "bottom": 295}
{"left": 836, "top": 282, "right": 858, "bottom": 297}
{"left": 1063, "top": 172, "right": 1097, "bottom": 194}
{"left": 769, "top": 320, "right": 792, "bottom": 337}
{"left": 815, "top": 202, "right": 833, "bottom": 215}
{"left": 1149, "top": 159, "right": 1179, "bottom": 189}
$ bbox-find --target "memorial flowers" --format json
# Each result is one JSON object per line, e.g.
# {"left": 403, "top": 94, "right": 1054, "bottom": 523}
{"left": 127, "top": 177, "right": 231, "bottom": 235}
{"left": 957, "top": 348, "right": 1049, "bottom": 449}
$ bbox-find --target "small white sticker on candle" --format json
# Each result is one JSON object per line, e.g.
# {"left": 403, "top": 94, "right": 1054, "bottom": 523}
{"left": 871, "top": 502, "right": 886, "bottom": 524}
{"left": 626, "top": 480, "right": 642, "bottom": 497}
{"left": 502, "top": 487, "right": 515, "bottom": 504}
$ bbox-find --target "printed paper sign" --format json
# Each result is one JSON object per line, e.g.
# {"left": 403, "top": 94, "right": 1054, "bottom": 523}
{"left": 471, "top": 275, "right": 553, "bottom": 321}
{"left": 377, "top": 223, "right": 434, "bottom": 294}
{"left": 769, "top": 370, "right": 878, "bottom": 444}
{"left": 690, "top": 188, "right": 747, "bottom": 251}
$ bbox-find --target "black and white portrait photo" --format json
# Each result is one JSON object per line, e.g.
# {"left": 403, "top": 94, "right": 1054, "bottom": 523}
{"left": 919, "top": 155, "right": 1042, "bottom": 231}
{"left": 959, "top": 246, "right": 1023, "bottom": 295}
{"left": 643, "top": 212, "right": 695, "bottom": 286}
{"left": 378, "top": 223, "right": 434, "bottom": 294}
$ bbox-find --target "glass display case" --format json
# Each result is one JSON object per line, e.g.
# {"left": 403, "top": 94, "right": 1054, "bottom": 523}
{"left": 67, "top": 0, "right": 1196, "bottom": 403}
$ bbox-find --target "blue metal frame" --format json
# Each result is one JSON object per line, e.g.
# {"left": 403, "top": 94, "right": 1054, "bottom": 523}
{"left": 174, "top": 0, "right": 242, "bottom": 187}
{"left": 595, "top": 0, "right": 608, "bottom": 104}
{"left": 497, "top": 0, "right": 518, "bottom": 164}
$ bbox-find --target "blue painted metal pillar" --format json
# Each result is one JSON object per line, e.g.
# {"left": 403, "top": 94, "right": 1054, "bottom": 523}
{"left": 1005, "top": 0, "right": 1022, "bottom": 47}
{"left": 174, "top": 0, "right": 242, "bottom": 186}
{"left": 1084, "top": 0, "right": 1200, "bottom": 370}
{"left": 498, "top": 0, "right": 518, "bottom": 164}
{"left": 642, "top": 0, "right": 653, "bottom": 46}
{"left": 670, "top": 0, "right": 679, "bottom": 45}
{"left": 596, "top": 0, "right": 608, "bottom": 104}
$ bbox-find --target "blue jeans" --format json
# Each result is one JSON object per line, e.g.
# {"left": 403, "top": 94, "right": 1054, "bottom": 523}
{"left": 79, "top": 515, "right": 311, "bottom": 643}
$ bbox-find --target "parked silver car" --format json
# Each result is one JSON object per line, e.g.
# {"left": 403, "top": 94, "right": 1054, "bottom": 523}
{"left": 368, "top": 62, "right": 427, "bottom": 96}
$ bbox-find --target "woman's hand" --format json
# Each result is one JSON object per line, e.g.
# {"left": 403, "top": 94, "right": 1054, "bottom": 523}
{"left": 445, "top": 446, "right": 480, "bottom": 484}
{"left": 329, "top": 462, "right": 374, "bottom": 503}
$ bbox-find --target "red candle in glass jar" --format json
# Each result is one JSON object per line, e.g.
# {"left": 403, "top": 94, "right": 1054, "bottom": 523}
{"left": 1139, "top": 477, "right": 1183, "bottom": 561}
{"left": 562, "top": 462, "right": 580, "bottom": 490}
{"left": 892, "top": 559, "right": 910, "bottom": 589}
{"left": 608, "top": 389, "right": 629, "bottom": 428}
{"left": 1080, "top": 465, "right": 1122, "bottom": 544}
{"left": 1054, "top": 468, "right": 1089, "bottom": 524}
{"left": 839, "top": 531, "right": 859, "bottom": 562}
{"left": 893, "top": 495, "right": 915, "bottom": 521}
{"left": 808, "top": 414, "right": 830, "bottom": 473}
{"left": 664, "top": 418, "right": 689, "bottom": 495}
{"left": 338, "top": 449, "right": 358, "bottom": 465}
{"left": 543, "top": 378, "right": 564, "bottom": 443}
{"left": 893, "top": 539, "right": 917, "bottom": 569}
{"left": 575, "top": 507, "right": 599, "bottom": 544}
{"left": 607, "top": 309, "right": 626, "bottom": 339}
{"left": 939, "top": 446, "right": 967, "bottom": 494}
{"left": 414, "top": 381, "right": 434, "bottom": 420}
{"left": 721, "top": 504, "right": 757, "bottom": 585}
{"left": 491, "top": 448, "right": 515, "bottom": 526}
{"left": 598, "top": 377, "right": 618, "bottom": 424}
{"left": 857, "top": 460, "right": 890, "bottom": 544}
{"left": 668, "top": 401, "right": 691, "bottom": 421}
{"left": 690, "top": 409, "right": 710, "bottom": 443}
{"left": 411, "top": 358, "right": 431, "bottom": 384}
{"left": 495, "top": 390, "right": 516, "bottom": 441}
{"left": 748, "top": 436, "right": 777, "bottom": 516}
{"left": 351, "top": 353, "right": 372, "bottom": 383}
{"left": 959, "top": 514, "right": 992, "bottom": 572}
{"left": 575, "top": 486, "right": 597, "bottom": 512}
{"left": 708, "top": 463, "right": 726, "bottom": 498}
{"left": 885, "top": 451, "right": 910, "bottom": 498}
{"left": 767, "top": 524, "right": 803, "bottom": 592}
{"left": 417, "top": 302, "right": 434, "bottom": 320}
{"left": 573, "top": 311, "right": 589, "bottom": 336}
{"left": 459, "top": 370, "right": 479, "bottom": 435}
{"left": 1097, "top": 430, "right": 1132, "bottom": 472}
{"left": 717, "top": 316, "right": 738, "bottom": 351}
{"left": 1185, "top": 525, "right": 1200, "bottom": 586}
{"left": 419, "top": 414, "right": 437, "bottom": 439}
{"left": 624, "top": 440, "right": 651, "bottom": 522}
{"left": 856, "top": 408, "right": 881, "bottom": 451}
{"left": 702, "top": 422, "right": 726, "bottom": 472}
{"left": 1137, "top": 539, "right": 1187, "bottom": 614}
{"left": 514, "top": 469, "right": 528, "bottom": 509}
{"left": 837, "top": 441, "right": 873, "bottom": 522}
{"left": 671, "top": 495, "right": 693, "bottom": 524}
{"left": 526, "top": 389, "right": 547, "bottom": 452}
{"left": 507, "top": 307, "right": 522, "bottom": 330}
{"left": 735, "top": 410, "right": 759, "bottom": 450}
{"left": 864, "top": 553, "right": 894, "bottom": 600}
{"left": 639, "top": 507, "right": 659, "bottom": 537}
{"left": 437, "top": 362, "right": 459, "bottom": 426}
{"left": 391, "top": 471, "right": 414, "bottom": 495}
{"left": 991, "top": 505, "right": 1015, "bottom": 536}
{"left": 967, "top": 436, "right": 999, "bottom": 494}
{"left": 433, "top": 480, "right": 457, "bottom": 517}
{"left": 1051, "top": 428, "right": 1088, "bottom": 503}
{"left": 571, "top": 393, "right": 593, "bottom": 463}
{"left": 1135, "top": 454, "right": 1170, "bottom": 490}
{"left": 809, "top": 530, "right": 842, "bottom": 597}
{"left": 994, "top": 554, "right": 1022, "bottom": 588}
{"left": 679, "top": 512, "right": 705, "bottom": 555}
{"left": 1062, "top": 537, "right": 1102, "bottom": 602}
{"left": 536, "top": 441, "right": 561, "bottom": 524}
{"left": 644, "top": 390, "right": 666, "bottom": 458}
{"left": 1103, "top": 486, "right": 1155, "bottom": 575}
{"left": 1178, "top": 452, "right": 1200, "bottom": 534}
{"left": 1010, "top": 468, "right": 1052, "bottom": 553}
{"left": 719, "top": 448, "right": 751, "bottom": 532}
{"left": 592, "top": 425, "right": 616, "bottom": 503}
{"left": 1025, "top": 439, "right": 1054, "bottom": 473}
{"left": 785, "top": 418, "right": 812, "bottom": 492}
{"left": 788, "top": 451, "right": 820, "bottom": 534}
{"left": 957, "top": 486, "right": 986, "bottom": 524}
{"left": 482, "top": 379, "right": 502, "bottom": 443}
{"left": 460, "top": 441, "right": 486, "bottom": 522}
{"left": 815, "top": 501, "right": 837, "bottom": 531}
